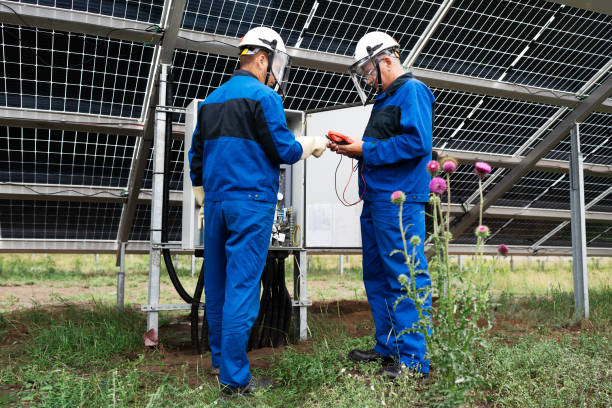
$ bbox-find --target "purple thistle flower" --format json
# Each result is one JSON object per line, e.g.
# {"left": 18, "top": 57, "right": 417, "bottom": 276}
{"left": 474, "top": 161, "right": 492, "bottom": 177}
{"left": 427, "top": 160, "right": 440, "bottom": 176}
{"left": 474, "top": 225, "right": 490, "bottom": 238}
{"left": 391, "top": 191, "right": 406, "bottom": 205}
{"left": 440, "top": 156, "right": 458, "bottom": 173}
{"left": 429, "top": 177, "right": 447, "bottom": 195}
{"left": 497, "top": 244, "right": 509, "bottom": 256}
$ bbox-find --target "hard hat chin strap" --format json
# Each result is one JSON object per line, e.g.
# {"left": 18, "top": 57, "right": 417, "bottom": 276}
{"left": 366, "top": 45, "right": 383, "bottom": 95}
{"left": 260, "top": 38, "right": 278, "bottom": 94}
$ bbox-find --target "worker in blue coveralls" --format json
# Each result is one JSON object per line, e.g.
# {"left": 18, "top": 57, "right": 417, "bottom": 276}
{"left": 188, "top": 26, "right": 328, "bottom": 396}
{"left": 329, "top": 31, "right": 435, "bottom": 378}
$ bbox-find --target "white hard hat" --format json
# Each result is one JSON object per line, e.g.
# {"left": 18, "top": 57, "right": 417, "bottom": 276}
{"left": 349, "top": 32, "right": 400, "bottom": 105}
{"left": 352, "top": 31, "right": 399, "bottom": 65}
{"left": 239, "top": 26, "right": 287, "bottom": 54}
{"left": 238, "top": 27, "right": 291, "bottom": 97}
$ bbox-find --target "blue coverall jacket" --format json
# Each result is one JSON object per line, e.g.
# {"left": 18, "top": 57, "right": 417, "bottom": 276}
{"left": 188, "top": 69, "right": 303, "bottom": 387}
{"left": 359, "top": 72, "right": 435, "bottom": 373}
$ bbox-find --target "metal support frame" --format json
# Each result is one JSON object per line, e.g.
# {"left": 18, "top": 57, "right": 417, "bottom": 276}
{"left": 545, "top": 0, "right": 612, "bottom": 15}
{"left": 117, "top": 242, "right": 126, "bottom": 309}
{"left": 115, "top": 137, "right": 153, "bottom": 263}
{"left": 450, "top": 73, "right": 612, "bottom": 239}
{"left": 172, "top": 31, "right": 612, "bottom": 113}
{"left": 0, "top": 183, "right": 182, "bottom": 204}
{"left": 447, "top": 203, "right": 612, "bottom": 222}
{"left": 2, "top": 239, "right": 611, "bottom": 256}
{"left": 0, "top": 107, "right": 144, "bottom": 136}
{"left": 569, "top": 125, "right": 589, "bottom": 319}
{"left": 114, "top": 0, "right": 185, "bottom": 264}
{"left": 293, "top": 251, "right": 311, "bottom": 341}
{"left": 114, "top": 48, "right": 160, "bottom": 263}
{"left": 145, "top": 63, "right": 170, "bottom": 338}
{"left": 0, "top": 2, "right": 164, "bottom": 44}
{"left": 403, "top": 0, "right": 455, "bottom": 68}
{"left": 142, "top": 303, "right": 204, "bottom": 311}
{"left": 444, "top": 150, "right": 612, "bottom": 178}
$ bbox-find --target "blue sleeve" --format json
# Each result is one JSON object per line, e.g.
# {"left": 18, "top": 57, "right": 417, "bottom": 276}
{"left": 362, "top": 81, "right": 434, "bottom": 166}
{"left": 188, "top": 103, "right": 204, "bottom": 187}
{"left": 255, "top": 91, "right": 303, "bottom": 165}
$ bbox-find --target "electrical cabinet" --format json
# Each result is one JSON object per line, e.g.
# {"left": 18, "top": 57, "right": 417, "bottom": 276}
{"left": 181, "top": 99, "right": 306, "bottom": 251}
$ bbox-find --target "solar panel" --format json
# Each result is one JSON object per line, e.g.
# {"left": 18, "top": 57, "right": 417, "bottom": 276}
{"left": 141, "top": 137, "right": 183, "bottom": 191}
{"left": 495, "top": 172, "right": 612, "bottom": 211}
{"left": 171, "top": 49, "right": 360, "bottom": 113}
{"left": 0, "top": 24, "right": 154, "bottom": 118}
{"left": 129, "top": 203, "right": 182, "bottom": 241}
{"left": 546, "top": 220, "right": 612, "bottom": 248}
{"left": 432, "top": 87, "right": 565, "bottom": 155}
{"left": 545, "top": 112, "right": 612, "bottom": 165}
{"left": 0, "top": 198, "right": 122, "bottom": 239}
{"left": 0, "top": 0, "right": 609, "bottom": 250}
{"left": 181, "top": 0, "right": 442, "bottom": 57}
{"left": 0, "top": 126, "right": 135, "bottom": 186}
{"left": 416, "top": 0, "right": 612, "bottom": 93}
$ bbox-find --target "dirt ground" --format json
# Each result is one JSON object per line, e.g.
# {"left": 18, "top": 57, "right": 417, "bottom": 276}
{"left": 0, "top": 279, "right": 365, "bottom": 309}
{"left": 0, "top": 284, "right": 117, "bottom": 308}
{"left": 143, "top": 299, "right": 374, "bottom": 386}
{"left": 0, "top": 281, "right": 373, "bottom": 388}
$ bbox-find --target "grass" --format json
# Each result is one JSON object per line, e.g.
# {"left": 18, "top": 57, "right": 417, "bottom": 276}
{"left": 1, "top": 254, "right": 611, "bottom": 406}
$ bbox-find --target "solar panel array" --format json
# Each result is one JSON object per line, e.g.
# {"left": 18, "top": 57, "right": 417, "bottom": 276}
{"left": 0, "top": 0, "right": 610, "bottom": 252}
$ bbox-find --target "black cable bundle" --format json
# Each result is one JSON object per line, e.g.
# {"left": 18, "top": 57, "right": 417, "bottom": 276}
{"left": 160, "top": 71, "right": 196, "bottom": 304}
{"left": 248, "top": 252, "right": 292, "bottom": 350}
{"left": 190, "top": 262, "right": 206, "bottom": 353}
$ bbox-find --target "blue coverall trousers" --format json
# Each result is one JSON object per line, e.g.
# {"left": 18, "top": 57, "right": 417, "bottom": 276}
{"left": 360, "top": 200, "right": 431, "bottom": 373}
{"left": 203, "top": 199, "right": 275, "bottom": 387}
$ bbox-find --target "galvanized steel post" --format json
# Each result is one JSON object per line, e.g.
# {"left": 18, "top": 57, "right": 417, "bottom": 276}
{"left": 569, "top": 123, "right": 589, "bottom": 320}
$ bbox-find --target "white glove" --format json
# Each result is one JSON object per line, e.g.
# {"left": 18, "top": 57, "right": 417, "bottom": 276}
{"left": 296, "top": 136, "right": 328, "bottom": 159}
{"left": 311, "top": 136, "right": 328, "bottom": 158}
{"left": 198, "top": 206, "right": 204, "bottom": 230}
{"left": 193, "top": 186, "right": 204, "bottom": 206}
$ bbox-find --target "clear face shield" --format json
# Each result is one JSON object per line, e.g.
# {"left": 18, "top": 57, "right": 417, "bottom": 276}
{"left": 269, "top": 49, "right": 291, "bottom": 97}
{"left": 348, "top": 56, "right": 380, "bottom": 105}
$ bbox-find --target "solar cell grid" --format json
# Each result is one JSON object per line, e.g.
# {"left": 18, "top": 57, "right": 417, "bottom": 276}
{"left": 416, "top": 0, "right": 612, "bottom": 94}
{"left": 548, "top": 221, "right": 612, "bottom": 248}
{"left": 0, "top": 126, "right": 136, "bottom": 186}
{"left": 0, "top": 24, "right": 154, "bottom": 118}
{"left": 171, "top": 49, "right": 359, "bottom": 113}
{"left": 129, "top": 203, "right": 182, "bottom": 241}
{"left": 181, "top": 0, "right": 442, "bottom": 57}
{"left": 452, "top": 217, "right": 574, "bottom": 247}
{"left": 0, "top": 199, "right": 122, "bottom": 239}
{"left": 0, "top": 0, "right": 609, "bottom": 249}
{"left": 141, "top": 137, "right": 184, "bottom": 191}
{"left": 432, "top": 88, "right": 562, "bottom": 155}
{"left": 545, "top": 112, "right": 612, "bottom": 165}
{"left": 496, "top": 172, "right": 612, "bottom": 212}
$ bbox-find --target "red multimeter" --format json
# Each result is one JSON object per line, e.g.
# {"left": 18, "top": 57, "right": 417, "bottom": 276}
{"left": 326, "top": 130, "right": 354, "bottom": 145}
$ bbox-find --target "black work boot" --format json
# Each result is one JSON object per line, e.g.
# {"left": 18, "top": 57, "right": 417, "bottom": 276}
{"left": 348, "top": 348, "right": 391, "bottom": 363}
{"left": 220, "top": 376, "right": 273, "bottom": 397}
{"left": 379, "top": 362, "right": 428, "bottom": 380}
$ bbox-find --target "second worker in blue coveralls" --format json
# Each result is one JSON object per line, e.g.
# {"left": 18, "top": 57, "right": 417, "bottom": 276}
{"left": 329, "top": 31, "right": 435, "bottom": 378}
{"left": 188, "top": 27, "right": 328, "bottom": 396}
